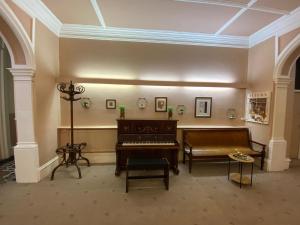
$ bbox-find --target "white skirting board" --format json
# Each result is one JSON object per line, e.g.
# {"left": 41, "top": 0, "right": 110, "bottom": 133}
{"left": 38, "top": 150, "right": 186, "bottom": 180}
{"left": 37, "top": 152, "right": 115, "bottom": 180}
{"left": 81, "top": 152, "right": 115, "bottom": 164}
{"left": 38, "top": 156, "right": 59, "bottom": 180}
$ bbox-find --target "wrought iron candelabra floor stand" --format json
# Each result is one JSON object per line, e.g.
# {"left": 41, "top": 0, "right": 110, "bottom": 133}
{"left": 51, "top": 81, "right": 90, "bottom": 180}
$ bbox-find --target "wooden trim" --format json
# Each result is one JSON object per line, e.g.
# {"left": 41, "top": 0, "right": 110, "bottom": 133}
{"left": 56, "top": 77, "right": 248, "bottom": 89}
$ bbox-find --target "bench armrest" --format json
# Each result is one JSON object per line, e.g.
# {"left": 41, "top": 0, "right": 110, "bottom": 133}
{"left": 250, "top": 140, "right": 266, "bottom": 153}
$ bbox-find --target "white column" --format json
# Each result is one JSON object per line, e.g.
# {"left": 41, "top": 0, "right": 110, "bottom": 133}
{"left": 9, "top": 67, "right": 39, "bottom": 183}
{"left": 267, "top": 76, "right": 291, "bottom": 171}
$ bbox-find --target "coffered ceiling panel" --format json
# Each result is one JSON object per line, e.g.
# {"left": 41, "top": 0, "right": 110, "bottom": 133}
{"left": 42, "top": 0, "right": 100, "bottom": 25}
{"left": 97, "top": 0, "right": 239, "bottom": 33}
{"left": 221, "top": 9, "right": 282, "bottom": 36}
{"left": 254, "top": 0, "right": 300, "bottom": 12}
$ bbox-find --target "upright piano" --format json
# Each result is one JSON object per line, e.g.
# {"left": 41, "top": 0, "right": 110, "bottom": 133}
{"left": 115, "top": 119, "right": 180, "bottom": 176}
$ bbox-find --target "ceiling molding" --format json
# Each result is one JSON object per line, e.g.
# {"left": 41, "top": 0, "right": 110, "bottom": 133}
{"left": 60, "top": 24, "right": 249, "bottom": 48}
{"left": 175, "top": 0, "right": 245, "bottom": 8}
{"left": 90, "top": 0, "right": 106, "bottom": 28}
{"left": 216, "top": 0, "right": 257, "bottom": 35}
{"left": 13, "top": 0, "right": 62, "bottom": 36}
{"left": 176, "top": 0, "right": 289, "bottom": 15}
{"left": 249, "top": 8, "right": 300, "bottom": 48}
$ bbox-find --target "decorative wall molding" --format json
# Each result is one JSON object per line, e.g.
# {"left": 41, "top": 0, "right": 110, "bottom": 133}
{"left": 13, "top": 0, "right": 62, "bottom": 36}
{"left": 57, "top": 76, "right": 248, "bottom": 88}
{"left": 60, "top": 24, "right": 249, "bottom": 48}
{"left": 250, "top": 8, "right": 300, "bottom": 47}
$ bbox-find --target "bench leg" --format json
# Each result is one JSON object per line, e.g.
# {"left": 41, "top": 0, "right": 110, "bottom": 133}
{"left": 126, "top": 167, "right": 129, "bottom": 193}
{"left": 188, "top": 154, "right": 192, "bottom": 173}
{"left": 164, "top": 166, "right": 169, "bottom": 190}
{"left": 261, "top": 152, "right": 265, "bottom": 170}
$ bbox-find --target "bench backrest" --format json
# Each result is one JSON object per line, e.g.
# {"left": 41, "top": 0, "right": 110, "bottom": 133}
{"left": 183, "top": 128, "right": 251, "bottom": 147}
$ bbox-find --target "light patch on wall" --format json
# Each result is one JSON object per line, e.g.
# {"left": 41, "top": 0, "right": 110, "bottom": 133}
{"left": 75, "top": 69, "right": 136, "bottom": 80}
{"left": 182, "top": 86, "right": 236, "bottom": 92}
{"left": 140, "top": 72, "right": 180, "bottom": 82}
{"left": 183, "top": 72, "right": 236, "bottom": 83}
{"left": 79, "top": 83, "right": 135, "bottom": 89}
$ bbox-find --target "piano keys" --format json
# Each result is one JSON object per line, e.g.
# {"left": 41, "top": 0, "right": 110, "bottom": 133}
{"left": 115, "top": 119, "right": 180, "bottom": 176}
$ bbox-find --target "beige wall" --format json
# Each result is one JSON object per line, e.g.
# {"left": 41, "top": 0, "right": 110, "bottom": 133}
{"left": 59, "top": 38, "right": 248, "bottom": 83}
{"left": 34, "top": 21, "right": 60, "bottom": 165}
{"left": 59, "top": 38, "right": 248, "bottom": 127}
{"left": 61, "top": 84, "right": 246, "bottom": 127}
{"left": 247, "top": 37, "right": 275, "bottom": 146}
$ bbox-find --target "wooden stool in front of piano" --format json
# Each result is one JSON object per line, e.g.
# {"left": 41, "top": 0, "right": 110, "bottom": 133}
{"left": 126, "top": 158, "right": 169, "bottom": 193}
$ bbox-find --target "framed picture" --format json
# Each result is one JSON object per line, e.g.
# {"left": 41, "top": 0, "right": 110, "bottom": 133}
{"left": 106, "top": 99, "right": 116, "bottom": 109}
{"left": 155, "top": 97, "right": 168, "bottom": 112}
{"left": 245, "top": 92, "right": 271, "bottom": 124}
{"left": 195, "top": 97, "right": 212, "bottom": 118}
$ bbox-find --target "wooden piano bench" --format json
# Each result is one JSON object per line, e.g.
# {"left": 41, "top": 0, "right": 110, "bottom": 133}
{"left": 126, "top": 158, "right": 169, "bottom": 193}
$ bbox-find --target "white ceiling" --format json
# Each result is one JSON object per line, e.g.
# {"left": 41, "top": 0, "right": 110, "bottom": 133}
{"left": 12, "top": 0, "right": 300, "bottom": 48}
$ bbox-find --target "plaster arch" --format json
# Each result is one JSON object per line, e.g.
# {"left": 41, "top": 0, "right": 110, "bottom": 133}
{"left": 275, "top": 33, "right": 300, "bottom": 77}
{"left": 0, "top": 1, "right": 34, "bottom": 68}
{"left": 0, "top": 1, "right": 39, "bottom": 182}
{"left": 268, "top": 33, "right": 300, "bottom": 171}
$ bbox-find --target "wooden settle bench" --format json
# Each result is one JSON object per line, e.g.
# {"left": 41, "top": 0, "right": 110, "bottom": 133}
{"left": 182, "top": 128, "right": 266, "bottom": 173}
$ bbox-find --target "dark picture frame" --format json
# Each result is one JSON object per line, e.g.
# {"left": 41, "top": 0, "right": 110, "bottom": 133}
{"left": 106, "top": 99, "right": 116, "bottom": 109}
{"left": 155, "top": 97, "right": 168, "bottom": 112}
{"left": 195, "top": 97, "right": 212, "bottom": 118}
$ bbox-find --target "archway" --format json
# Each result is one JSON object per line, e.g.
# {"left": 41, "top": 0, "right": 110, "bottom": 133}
{"left": 268, "top": 33, "right": 300, "bottom": 171}
{"left": 0, "top": 2, "right": 39, "bottom": 182}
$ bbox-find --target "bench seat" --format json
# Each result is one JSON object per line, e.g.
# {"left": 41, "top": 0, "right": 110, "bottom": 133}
{"left": 185, "top": 146, "right": 261, "bottom": 157}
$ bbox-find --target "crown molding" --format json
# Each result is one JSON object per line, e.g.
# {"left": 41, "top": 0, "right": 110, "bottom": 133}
{"left": 60, "top": 24, "right": 249, "bottom": 48}
{"left": 249, "top": 8, "right": 300, "bottom": 47}
{"left": 13, "top": 0, "right": 62, "bottom": 36}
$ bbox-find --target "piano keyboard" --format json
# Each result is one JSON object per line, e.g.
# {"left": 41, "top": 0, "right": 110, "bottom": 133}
{"left": 122, "top": 142, "right": 175, "bottom": 146}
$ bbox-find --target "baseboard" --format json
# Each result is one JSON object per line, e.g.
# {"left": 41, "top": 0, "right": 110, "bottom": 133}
{"left": 81, "top": 152, "right": 115, "bottom": 164}
{"left": 38, "top": 156, "right": 59, "bottom": 180}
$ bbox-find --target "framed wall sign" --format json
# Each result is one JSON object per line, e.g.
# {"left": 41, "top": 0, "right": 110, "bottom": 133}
{"left": 155, "top": 97, "right": 168, "bottom": 112}
{"left": 106, "top": 99, "right": 116, "bottom": 109}
{"left": 246, "top": 91, "right": 271, "bottom": 124}
{"left": 195, "top": 97, "right": 212, "bottom": 118}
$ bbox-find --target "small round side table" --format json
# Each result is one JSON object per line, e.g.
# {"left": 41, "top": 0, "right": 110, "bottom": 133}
{"left": 228, "top": 153, "right": 254, "bottom": 188}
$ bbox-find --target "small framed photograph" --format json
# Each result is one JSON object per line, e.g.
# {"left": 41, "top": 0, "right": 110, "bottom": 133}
{"left": 106, "top": 99, "right": 116, "bottom": 109}
{"left": 195, "top": 97, "right": 212, "bottom": 118}
{"left": 155, "top": 97, "right": 168, "bottom": 112}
